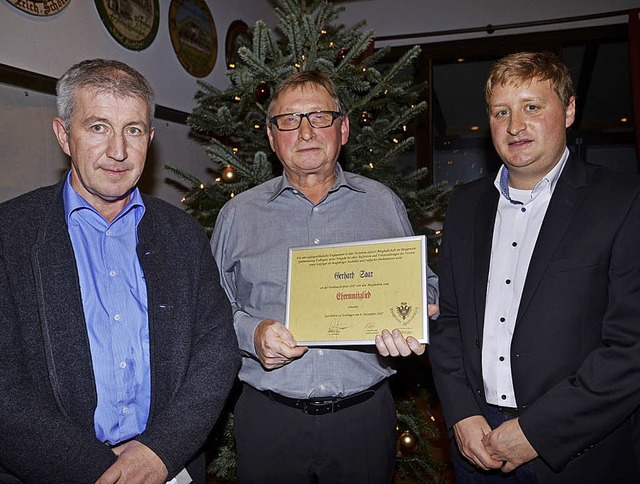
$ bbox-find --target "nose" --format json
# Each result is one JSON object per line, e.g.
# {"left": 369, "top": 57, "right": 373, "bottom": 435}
{"left": 297, "top": 116, "right": 315, "bottom": 141}
{"left": 507, "top": 112, "right": 525, "bottom": 136}
{"left": 106, "top": 133, "right": 127, "bottom": 161}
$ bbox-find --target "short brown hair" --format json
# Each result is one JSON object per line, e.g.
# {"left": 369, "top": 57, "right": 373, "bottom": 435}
{"left": 485, "top": 51, "right": 575, "bottom": 107}
{"left": 266, "top": 71, "right": 345, "bottom": 121}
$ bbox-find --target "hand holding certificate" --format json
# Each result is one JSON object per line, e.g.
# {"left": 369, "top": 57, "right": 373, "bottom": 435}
{"left": 286, "top": 236, "right": 428, "bottom": 346}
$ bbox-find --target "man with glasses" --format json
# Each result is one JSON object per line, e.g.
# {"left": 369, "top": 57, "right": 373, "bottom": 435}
{"left": 211, "top": 71, "right": 439, "bottom": 483}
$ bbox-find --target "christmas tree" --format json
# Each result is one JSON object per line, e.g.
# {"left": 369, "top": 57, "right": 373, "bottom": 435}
{"left": 166, "top": 0, "right": 449, "bottom": 481}
{"left": 166, "top": 0, "right": 449, "bottom": 237}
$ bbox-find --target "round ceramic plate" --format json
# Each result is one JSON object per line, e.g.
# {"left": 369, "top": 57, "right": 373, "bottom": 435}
{"left": 5, "top": 0, "right": 70, "bottom": 16}
{"left": 169, "top": 0, "right": 217, "bottom": 78}
{"left": 94, "top": 0, "right": 160, "bottom": 51}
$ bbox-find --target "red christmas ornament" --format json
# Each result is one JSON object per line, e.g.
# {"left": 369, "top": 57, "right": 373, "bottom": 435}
{"left": 221, "top": 166, "right": 238, "bottom": 183}
{"left": 335, "top": 48, "right": 347, "bottom": 66}
{"left": 398, "top": 431, "right": 417, "bottom": 454}
{"left": 255, "top": 81, "right": 270, "bottom": 103}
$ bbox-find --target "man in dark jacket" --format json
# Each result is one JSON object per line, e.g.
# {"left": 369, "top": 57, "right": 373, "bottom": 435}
{"left": 0, "top": 59, "right": 239, "bottom": 483}
{"left": 429, "top": 51, "right": 640, "bottom": 483}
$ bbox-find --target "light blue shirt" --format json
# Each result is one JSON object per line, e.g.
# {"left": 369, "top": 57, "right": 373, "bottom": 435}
{"left": 63, "top": 176, "right": 150, "bottom": 445}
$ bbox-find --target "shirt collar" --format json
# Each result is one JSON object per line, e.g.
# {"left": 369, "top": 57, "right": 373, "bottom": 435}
{"left": 268, "top": 163, "right": 365, "bottom": 202}
{"left": 494, "top": 147, "right": 569, "bottom": 205}
{"left": 63, "top": 171, "right": 145, "bottom": 226}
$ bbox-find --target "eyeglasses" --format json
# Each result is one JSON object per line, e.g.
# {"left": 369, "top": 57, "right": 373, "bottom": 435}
{"left": 268, "top": 110, "right": 342, "bottom": 131}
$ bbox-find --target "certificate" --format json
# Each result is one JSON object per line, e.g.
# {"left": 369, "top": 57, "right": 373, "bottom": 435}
{"left": 285, "top": 236, "right": 428, "bottom": 346}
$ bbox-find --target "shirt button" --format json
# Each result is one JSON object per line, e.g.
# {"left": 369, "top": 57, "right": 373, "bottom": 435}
{"left": 114, "top": 314, "right": 121, "bottom": 321}
{"left": 512, "top": 242, "right": 517, "bottom": 247}
{"left": 109, "top": 270, "right": 117, "bottom": 277}
{"left": 499, "top": 356, "right": 505, "bottom": 361}
{"left": 505, "top": 279, "right": 511, "bottom": 285}
{"left": 119, "top": 361, "right": 127, "bottom": 369}
{"left": 292, "top": 189, "right": 298, "bottom": 194}
{"left": 521, "top": 207, "right": 526, "bottom": 213}
{"left": 319, "top": 384, "right": 326, "bottom": 391}
{"left": 313, "top": 207, "right": 318, "bottom": 212}
{"left": 318, "top": 350, "right": 324, "bottom": 356}
{"left": 500, "top": 317, "right": 505, "bottom": 322}
{"left": 501, "top": 395, "right": 507, "bottom": 400}
{"left": 122, "top": 406, "right": 129, "bottom": 414}
{"left": 314, "top": 238, "right": 320, "bottom": 245}
{"left": 106, "top": 230, "right": 112, "bottom": 236}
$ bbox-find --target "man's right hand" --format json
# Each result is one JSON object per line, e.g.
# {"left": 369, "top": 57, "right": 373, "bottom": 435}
{"left": 254, "top": 319, "right": 307, "bottom": 369}
{"left": 453, "top": 415, "right": 503, "bottom": 471}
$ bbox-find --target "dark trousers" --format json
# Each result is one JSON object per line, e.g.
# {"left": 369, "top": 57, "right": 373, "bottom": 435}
{"left": 452, "top": 405, "right": 538, "bottom": 484}
{"left": 234, "top": 381, "right": 396, "bottom": 484}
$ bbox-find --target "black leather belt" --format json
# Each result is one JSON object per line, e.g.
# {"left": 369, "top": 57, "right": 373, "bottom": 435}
{"left": 264, "top": 380, "right": 385, "bottom": 415}
{"left": 489, "top": 404, "right": 520, "bottom": 417}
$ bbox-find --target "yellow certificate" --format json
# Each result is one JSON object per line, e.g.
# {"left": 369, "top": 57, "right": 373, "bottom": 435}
{"left": 286, "top": 236, "right": 428, "bottom": 346}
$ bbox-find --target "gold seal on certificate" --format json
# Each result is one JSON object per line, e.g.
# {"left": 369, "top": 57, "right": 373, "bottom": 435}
{"left": 286, "top": 236, "right": 428, "bottom": 346}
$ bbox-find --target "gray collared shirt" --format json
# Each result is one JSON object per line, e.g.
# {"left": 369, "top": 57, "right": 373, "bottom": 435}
{"left": 211, "top": 164, "right": 439, "bottom": 398}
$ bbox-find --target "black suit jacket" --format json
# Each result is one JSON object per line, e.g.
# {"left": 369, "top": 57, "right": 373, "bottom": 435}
{"left": 0, "top": 178, "right": 240, "bottom": 483}
{"left": 429, "top": 154, "right": 640, "bottom": 482}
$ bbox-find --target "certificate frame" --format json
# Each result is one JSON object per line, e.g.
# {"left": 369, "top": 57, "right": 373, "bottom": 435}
{"left": 285, "top": 236, "right": 428, "bottom": 346}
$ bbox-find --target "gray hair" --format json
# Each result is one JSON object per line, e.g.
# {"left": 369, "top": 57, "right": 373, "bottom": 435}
{"left": 56, "top": 59, "right": 155, "bottom": 131}
{"left": 266, "top": 71, "right": 345, "bottom": 122}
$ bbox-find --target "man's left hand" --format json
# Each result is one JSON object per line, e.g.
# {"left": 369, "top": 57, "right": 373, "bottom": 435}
{"left": 96, "top": 440, "right": 168, "bottom": 484}
{"left": 374, "top": 304, "right": 438, "bottom": 357}
{"left": 482, "top": 418, "right": 538, "bottom": 472}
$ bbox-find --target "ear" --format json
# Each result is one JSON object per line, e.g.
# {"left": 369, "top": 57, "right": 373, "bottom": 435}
{"left": 148, "top": 126, "right": 155, "bottom": 145}
{"left": 565, "top": 96, "right": 576, "bottom": 129}
{"left": 340, "top": 114, "right": 350, "bottom": 146}
{"left": 52, "top": 117, "right": 71, "bottom": 156}
{"left": 267, "top": 125, "right": 276, "bottom": 152}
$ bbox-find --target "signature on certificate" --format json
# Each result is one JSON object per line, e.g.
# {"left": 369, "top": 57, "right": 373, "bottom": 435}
{"left": 327, "top": 318, "right": 351, "bottom": 338}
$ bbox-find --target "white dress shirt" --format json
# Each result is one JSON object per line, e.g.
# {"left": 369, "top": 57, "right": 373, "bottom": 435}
{"left": 483, "top": 148, "right": 569, "bottom": 407}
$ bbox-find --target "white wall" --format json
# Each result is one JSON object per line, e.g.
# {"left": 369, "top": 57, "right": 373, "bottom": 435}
{"left": 0, "top": 0, "right": 276, "bottom": 112}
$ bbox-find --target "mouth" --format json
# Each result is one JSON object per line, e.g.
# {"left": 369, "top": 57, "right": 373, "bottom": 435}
{"left": 102, "top": 166, "right": 129, "bottom": 176}
{"left": 508, "top": 139, "right": 532, "bottom": 148}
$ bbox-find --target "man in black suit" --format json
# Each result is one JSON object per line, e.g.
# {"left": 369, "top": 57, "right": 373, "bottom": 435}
{"left": 429, "top": 51, "right": 640, "bottom": 482}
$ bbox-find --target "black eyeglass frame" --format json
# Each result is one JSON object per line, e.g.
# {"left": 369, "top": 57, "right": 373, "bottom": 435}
{"left": 268, "top": 110, "right": 343, "bottom": 131}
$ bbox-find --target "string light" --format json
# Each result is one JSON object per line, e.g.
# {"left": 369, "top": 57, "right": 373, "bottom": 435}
{"left": 329, "top": 41, "right": 334, "bottom": 47}
{"left": 199, "top": 183, "right": 205, "bottom": 189}
{"left": 294, "top": 63, "right": 301, "bottom": 68}
{"left": 393, "top": 138, "right": 399, "bottom": 143}
{"left": 232, "top": 147, "right": 238, "bottom": 154}
{"left": 321, "top": 29, "right": 327, "bottom": 34}
{"left": 369, "top": 162, "right": 374, "bottom": 169}
{"left": 234, "top": 95, "right": 241, "bottom": 101}
{"left": 228, "top": 63, "right": 236, "bottom": 69}
{"left": 180, "top": 197, "right": 186, "bottom": 203}
{"left": 215, "top": 177, "right": 221, "bottom": 182}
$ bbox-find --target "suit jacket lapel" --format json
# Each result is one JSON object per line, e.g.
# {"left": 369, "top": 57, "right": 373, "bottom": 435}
{"left": 31, "top": 183, "right": 97, "bottom": 428}
{"left": 474, "top": 184, "right": 499, "bottom": 341}
{"left": 516, "top": 154, "right": 587, "bottom": 324}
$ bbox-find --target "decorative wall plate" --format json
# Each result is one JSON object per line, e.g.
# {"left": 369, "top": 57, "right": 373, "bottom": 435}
{"left": 94, "top": 0, "right": 159, "bottom": 51}
{"left": 225, "top": 19, "right": 250, "bottom": 69}
{"left": 169, "top": 0, "right": 217, "bottom": 78}
{"left": 5, "top": 0, "right": 70, "bottom": 16}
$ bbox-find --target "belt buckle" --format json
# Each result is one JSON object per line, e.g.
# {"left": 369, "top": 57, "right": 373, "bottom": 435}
{"left": 303, "top": 400, "right": 334, "bottom": 415}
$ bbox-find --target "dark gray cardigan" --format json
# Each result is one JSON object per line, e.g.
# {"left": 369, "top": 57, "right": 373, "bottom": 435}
{"left": 0, "top": 178, "right": 239, "bottom": 483}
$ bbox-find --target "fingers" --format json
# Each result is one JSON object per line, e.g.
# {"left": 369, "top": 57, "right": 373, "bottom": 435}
{"left": 95, "top": 464, "right": 121, "bottom": 484}
{"left": 254, "top": 319, "right": 308, "bottom": 369}
{"left": 453, "top": 416, "right": 503, "bottom": 471}
{"left": 427, "top": 304, "right": 439, "bottom": 318}
{"left": 375, "top": 329, "right": 425, "bottom": 357}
